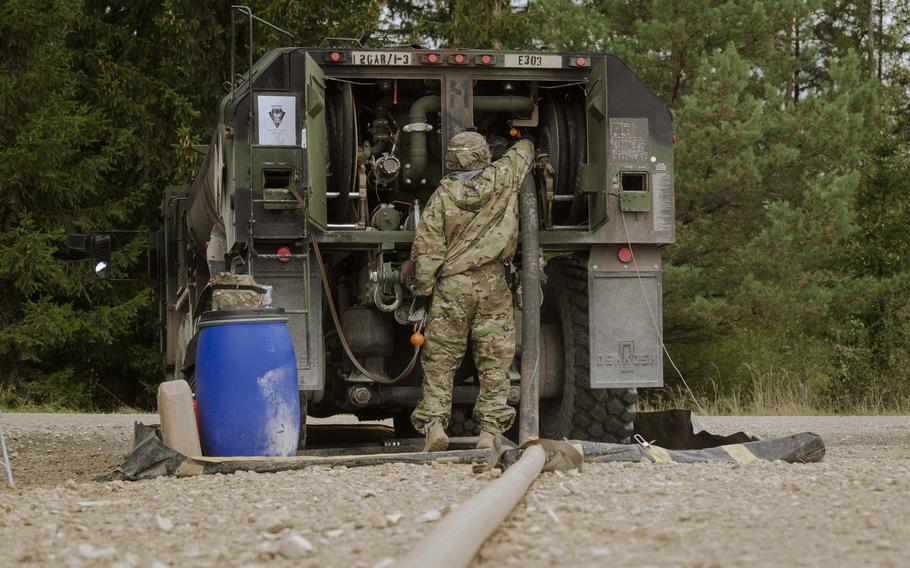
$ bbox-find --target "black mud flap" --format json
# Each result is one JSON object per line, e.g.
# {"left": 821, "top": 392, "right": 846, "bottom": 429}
{"left": 633, "top": 409, "right": 758, "bottom": 450}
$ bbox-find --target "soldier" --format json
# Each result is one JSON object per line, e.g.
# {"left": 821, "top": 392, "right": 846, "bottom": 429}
{"left": 407, "top": 131, "right": 535, "bottom": 452}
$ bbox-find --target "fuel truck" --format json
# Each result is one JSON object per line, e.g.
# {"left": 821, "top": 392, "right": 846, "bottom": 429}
{"left": 154, "top": 29, "right": 675, "bottom": 446}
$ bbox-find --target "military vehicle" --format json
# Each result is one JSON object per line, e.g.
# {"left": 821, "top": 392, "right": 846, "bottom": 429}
{"left": 154, "top": 10, "right": 674, "bottom": 445}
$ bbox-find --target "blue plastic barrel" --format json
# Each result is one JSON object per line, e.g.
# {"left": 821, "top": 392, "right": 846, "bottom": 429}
{"left": 195, "top": 308, "right": 300, "bottom": 457}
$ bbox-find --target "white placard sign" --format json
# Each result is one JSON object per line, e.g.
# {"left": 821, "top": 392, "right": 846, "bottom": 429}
{"left": 257, "top": 95, "right": 296, "bottom": 146}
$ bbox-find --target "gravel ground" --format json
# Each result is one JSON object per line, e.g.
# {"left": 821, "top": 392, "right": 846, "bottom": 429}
{"left": 1, "top": 414, "right": 908, "bottom": 566}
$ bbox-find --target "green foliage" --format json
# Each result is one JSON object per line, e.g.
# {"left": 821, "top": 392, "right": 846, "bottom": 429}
{"left": 0, "top": 1, "right": 146, "bottom": 409}
{"left": 583, "top": 0, "right": 910, "bottom": 411}
{"left": 380, "top": 1, "right": 519, "bottom": 48}
{"left": 454, "top": 0, "right": 910, "bottom": 411}
{"left": 0, "top": 0, "right": 386, "bottom": 411}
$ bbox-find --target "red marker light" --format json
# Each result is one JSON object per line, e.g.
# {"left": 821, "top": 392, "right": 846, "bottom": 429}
{"left": 330, "top": 51, "right": 342, "bottom": 62}
{"left": 454, "top": 53, "right": 465, "bottom": 64}
{"left": 426, "top": 53, "right": 438, "bottom": 63}
{"left": 575, "top": 56, "right": 587, "bottom": 66}
{"left": 277, "top": 247, "right": 292, "bottom": 263}
{"left": 617, "top": 246, "right": 633, "bottom": 263}
{"left": 481, "top": 54, "right": 492, "bottom": 65}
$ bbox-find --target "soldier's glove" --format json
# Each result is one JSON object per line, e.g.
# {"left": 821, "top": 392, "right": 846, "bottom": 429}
{"left": 408, "top": 296, "right": 429, "bottom": 322}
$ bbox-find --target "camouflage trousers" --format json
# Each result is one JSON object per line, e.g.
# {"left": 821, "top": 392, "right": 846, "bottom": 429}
{"left": 411, "top": 262, "right": 517, "bottom": 435}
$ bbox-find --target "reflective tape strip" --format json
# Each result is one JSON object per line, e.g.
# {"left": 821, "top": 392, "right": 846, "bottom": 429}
{"left": 646, "top": 445, "right": 673, "bottom": 463}
{"left": 723, "top": 444, "right": 759, "bottom": 464}
{"left": 175, "top": 461, "right": 205, "bottom": 477}
{"left": 435, "top": 457, "right": 460, "bottom": 464}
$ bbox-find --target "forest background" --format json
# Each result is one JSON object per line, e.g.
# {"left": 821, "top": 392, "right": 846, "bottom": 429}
{"left": 1, "top": 0, "right": 909, "bottom": 413}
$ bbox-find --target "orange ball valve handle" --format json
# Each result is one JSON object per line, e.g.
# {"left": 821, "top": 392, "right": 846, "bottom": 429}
{"left": 410, "top": 318, "right": 427, "bottom": 347}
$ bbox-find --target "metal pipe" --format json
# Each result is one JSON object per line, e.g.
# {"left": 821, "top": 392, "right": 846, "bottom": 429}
{"left": 519, "top": 174, "right": 541, "bottom": 443}
{"left": 230, "top": 10, "right": 236, "bottom": 102}
{"left": 397, "top": 444, "right": 546, "bottom": 568}
{"left": 296, "top": 438, "right": 481, "bottom": 457}
{"left": 406, "top": 95, "right": 536, "bottom": 181}
{"left": 0, "top": 411, "right": 14, "bottom": 488}
{"left": 475, "top": 96, "right": 536, "bottom": 114}
{"left": 380, "top": 385, "right": 480, "bottom": 406}
{"left": 247, "top": 12, "right": 295, "bottom": 45}
{"left": 550, "top": 224, "right": 590, "bottom": 230}
{"left": 405, "top": 95, "right": 441, "bottom": 182}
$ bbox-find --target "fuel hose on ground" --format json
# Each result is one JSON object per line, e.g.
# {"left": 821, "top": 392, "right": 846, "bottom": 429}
{"left": 310, "top": 234, "right": 421, "bottom": 385}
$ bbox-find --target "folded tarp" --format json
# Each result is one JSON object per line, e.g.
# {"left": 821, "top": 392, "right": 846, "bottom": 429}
{"left": 101, "top": 418, "right": 824, "bottom": 481}
{"left": 100, "top": 423, "right": 489, "bottom": 481}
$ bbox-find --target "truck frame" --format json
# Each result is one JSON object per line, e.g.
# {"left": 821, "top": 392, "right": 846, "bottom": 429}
{"left": 155, "top": 12, "right": 674, "bottom": 445}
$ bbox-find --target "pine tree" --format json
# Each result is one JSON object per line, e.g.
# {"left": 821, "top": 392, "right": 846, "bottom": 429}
{"left": 0, "top": 1, "right": 154, "bottom": 408}
{"left": 0, "top": 1, "right": 385, "bottom": 409}
{"left": 2, "top": 1, "right": 909, "bottom": 411}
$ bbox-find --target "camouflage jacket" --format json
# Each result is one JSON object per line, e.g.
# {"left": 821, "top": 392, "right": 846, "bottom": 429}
{"left": 411, "top": 139, "right": 535, "bottom": 295}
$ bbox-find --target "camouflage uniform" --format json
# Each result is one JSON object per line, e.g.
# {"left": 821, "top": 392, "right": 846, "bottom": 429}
{"left": 411, "top": 133, "right": 535, "bottom": 435}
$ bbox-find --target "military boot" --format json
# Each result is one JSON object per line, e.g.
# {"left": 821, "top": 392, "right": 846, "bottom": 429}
{"left": 476, "top": 431, "right": 496, "bottom": 450}
{"left": 424, "top": 422, "right": 449, "bottom": 452}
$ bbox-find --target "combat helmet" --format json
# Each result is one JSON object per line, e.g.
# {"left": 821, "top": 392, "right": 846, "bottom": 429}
{"left": 445, "top": 131, "right": 492, "bottom": 171}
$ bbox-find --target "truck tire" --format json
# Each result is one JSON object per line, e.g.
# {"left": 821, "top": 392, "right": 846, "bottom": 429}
{"left": 392, "top": 407, "right": 480, "bottom": 437}
{"left": 447, "top": 406, "right": 480, "bottom": 437}
{"left": 393, "top": 412, "right": 419, "bottom": 437}
{"left": 451, "top": 404, "right": 523, "bottom": 440}
{"left": 298, "top": 394, "right": 308, "bottom": 449}
{"left": 450, "top": 406, "right": 522, "bottom": 440}
{"left": 398, "top": 406, "right": 521, "bottom": 439}
{"left": 540, "top": 255, "right": 637, "bottom": 443}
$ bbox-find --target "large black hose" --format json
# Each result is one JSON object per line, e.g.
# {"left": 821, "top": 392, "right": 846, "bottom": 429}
{"left": 519, "top": 174, "right": 541, "bottom": 443}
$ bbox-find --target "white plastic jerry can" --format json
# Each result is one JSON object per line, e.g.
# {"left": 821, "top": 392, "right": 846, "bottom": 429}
{"left": 157, "top": 379, "right": 202, "bottom": 457}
